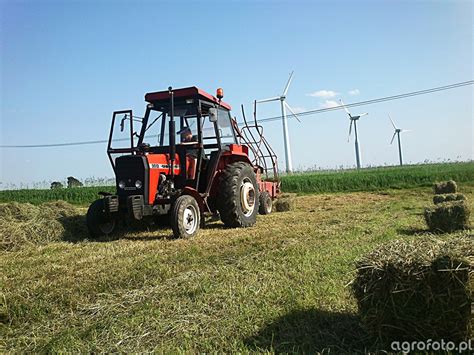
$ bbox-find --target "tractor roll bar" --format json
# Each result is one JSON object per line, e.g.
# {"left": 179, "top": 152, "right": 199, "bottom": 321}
{"left": 168, "top": 87, "right": 176, "bottom": 178}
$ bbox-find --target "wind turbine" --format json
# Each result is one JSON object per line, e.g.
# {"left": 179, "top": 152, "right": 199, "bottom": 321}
{"left": 339, "top": 99, "right": 368, "bottom": 169}
{"left": 255, "top": 71, "right": 300, "bottom": 173}
{"left": 389, "top": 114, "right": 411, "bottom": 166}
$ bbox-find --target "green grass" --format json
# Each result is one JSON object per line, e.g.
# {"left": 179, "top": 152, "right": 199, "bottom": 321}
{"left": 281, "top": 162, "right": 474, "bottom": 193}
{"left": 1, "top": 183, "right": 473, "bottom": 352}
{"left": 1, "top": 162, "right": 472, "bottom": 206}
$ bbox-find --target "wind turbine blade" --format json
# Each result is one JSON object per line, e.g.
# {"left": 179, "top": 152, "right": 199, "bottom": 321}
{"left": 284, "top": 102, "right": 301, "bottom": 122}
{"left": 401, "top": 129, "right": 412, "bottom": 133}
{"left": 390, "top": 132, "right": 397, "bottom": 144}
{"left": 256, "top": 96, "right": 280, "bottom": 103}
{"left": 339, "top": 99, "right": 351, "bottom": 116}
{"left": 282, "top": 71, "right": 294, "bottom": 96}
{"left": 358, "top": 112, "right": 368, "bottom": 117}
{"left": 348, "top": 121, "right": 353, "bottom": 142}
{"left": 388, "top": 114, "right": 397, "bottom": 129}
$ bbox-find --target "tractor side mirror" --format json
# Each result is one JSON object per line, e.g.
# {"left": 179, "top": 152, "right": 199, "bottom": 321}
{"left": 120, "top": 114, "right": 127, "bottom": 132}
{"left": 209, "top": 108, "right": 218, "bottom": 122}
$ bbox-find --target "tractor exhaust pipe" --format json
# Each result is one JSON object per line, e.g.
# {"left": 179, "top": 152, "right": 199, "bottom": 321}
{"left": 168, "top": 86, "right": 176, "bottom": 178}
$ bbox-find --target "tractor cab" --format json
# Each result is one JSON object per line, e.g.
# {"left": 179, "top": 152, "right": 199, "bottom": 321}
{"left": 108, "top": 87, "right": 241, "bottom": 193}
{"left": 88, "top": 86, "right": 280, "bottom": 239}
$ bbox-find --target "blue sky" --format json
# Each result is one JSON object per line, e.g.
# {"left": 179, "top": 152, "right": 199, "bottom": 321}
{"left": 1, "top": 0, "right": 472, "bottom": 186}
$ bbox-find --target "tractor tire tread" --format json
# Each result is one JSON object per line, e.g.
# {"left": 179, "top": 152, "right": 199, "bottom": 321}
{"left": 86, "top": 198, "right": 116, "bottom": 238}
{"left": 218, "top": 162, "right": 258, "bottom": 228}
{"left": 259, "top": 191, "right": 273, "bottom": 215}
{"left": 171, "top": 195, "right": 200, "bottom": 238}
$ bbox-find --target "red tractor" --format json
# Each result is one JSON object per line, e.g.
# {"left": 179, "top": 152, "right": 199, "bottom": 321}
{"left": 87, "top": 86, "right": 280, "bottom": 238}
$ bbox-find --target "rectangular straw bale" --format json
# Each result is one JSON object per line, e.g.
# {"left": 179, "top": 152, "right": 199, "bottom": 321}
{"left": 424, "top": 201, "right": 470, "bottom": 233}
{"left": 433, "top": 193, "right": 466, "bottom": 205}
{"left": 351, "top": 237, "right": 472, "bottom": 343}
{"left": 433, "top": 180, "right": 457, "bottom": 194}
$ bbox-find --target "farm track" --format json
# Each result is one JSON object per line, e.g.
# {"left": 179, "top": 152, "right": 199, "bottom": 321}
{"left": 1, "top": 184, "right": 473, "bottom": 352}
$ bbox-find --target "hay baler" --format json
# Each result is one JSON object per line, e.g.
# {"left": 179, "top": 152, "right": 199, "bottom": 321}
{"left": 87, "top": 86, "right": 280, "bottom": 238}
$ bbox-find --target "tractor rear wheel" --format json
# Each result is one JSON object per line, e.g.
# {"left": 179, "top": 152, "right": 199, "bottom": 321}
{"left": 86, "top": 199, "right": 116, "bottom": 238}
{"left": 259, "top": 191, "right": 273, "bottom": 215}
{"left": 218, "top": 162, "right": 259, "bottom": 228}
{"left": 171, "top": 195, "right": 200, "bottom": 238}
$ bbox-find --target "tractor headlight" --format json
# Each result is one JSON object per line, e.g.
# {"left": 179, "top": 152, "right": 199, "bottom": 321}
{"left": 118, "top": 180, "right": 126, "bottom": 189}
{"left": 135, "top": 180, "right": 142, "bottom": 189}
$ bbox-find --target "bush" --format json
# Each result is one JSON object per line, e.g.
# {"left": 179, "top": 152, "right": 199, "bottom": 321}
{"left": 351, "top": 237, "right": 473, "bottom": 343}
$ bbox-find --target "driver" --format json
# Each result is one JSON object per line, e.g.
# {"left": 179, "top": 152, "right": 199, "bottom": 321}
{"left": 179, "top": 127, "right": 197, "bottom": 143}
{"left": 178, "top": 127, "right": 202, "bottom": 179}
{"left": 178, "top": 126, "right": 199, "bottom": 160}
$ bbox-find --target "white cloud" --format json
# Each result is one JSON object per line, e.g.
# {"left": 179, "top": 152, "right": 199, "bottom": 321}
{"left": 319, "top": 100, "right": 340, "bottom": 109}
{"left": 307, "top": 90, "right": 339, "bottom": 98}
{"left": 348, "top": 89, "right": 360, "bottom": 96}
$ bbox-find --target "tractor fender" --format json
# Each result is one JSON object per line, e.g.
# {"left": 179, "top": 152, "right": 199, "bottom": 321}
{"left": 181, "top": 187, "right": 205, "bottom": 213}
{"left": 219, "top": 153, "right": 252, "bottom": 170}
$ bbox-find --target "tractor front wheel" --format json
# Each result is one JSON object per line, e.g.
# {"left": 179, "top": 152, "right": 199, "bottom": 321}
{"left": 171, "top": 195, "right": 201, "bottom": 238}
{"left": 86, "top": 199, "right": 116, "bottom": 238}
{"left": 218, "top": 162, "right": 259, "bottom": 228}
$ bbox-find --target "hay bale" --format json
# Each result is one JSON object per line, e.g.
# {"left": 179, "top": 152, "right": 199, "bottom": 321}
{"left": 424, "top": 201, "right": 470, "bottom": 233}
{"left": 433, "top": 180, "right": 457, "bottom": 194}
{"left": 433, "top": 193, "right": 466, "bottom": 205}
{"left": 351, "top": 237, "right": 473, "bottom": 343}
{"left": 274, "top": 197, "right": 295, "bottom": 212}
{"left": 0, "top": 201, "right": 86, "bottom": 251}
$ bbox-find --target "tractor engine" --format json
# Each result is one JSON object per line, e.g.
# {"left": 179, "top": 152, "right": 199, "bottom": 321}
{"left": 114, "top": 153, "right": 183, "bottom": 208}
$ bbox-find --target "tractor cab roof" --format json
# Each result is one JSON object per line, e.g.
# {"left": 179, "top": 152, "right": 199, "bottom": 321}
{"left": 145, "top": 86, "right": 232, "bottom": 111}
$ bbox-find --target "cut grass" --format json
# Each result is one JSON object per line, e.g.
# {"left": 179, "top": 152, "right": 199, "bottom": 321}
{"left": 1, "top": 183, "right": 473, "bottom": 352}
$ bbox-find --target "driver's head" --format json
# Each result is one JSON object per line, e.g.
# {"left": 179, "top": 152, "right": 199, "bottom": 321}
{"left": 180, "top": 127, "right": 193, "bottom": 142}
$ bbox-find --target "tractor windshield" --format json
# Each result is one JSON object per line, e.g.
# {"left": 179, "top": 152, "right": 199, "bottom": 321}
{"left": 141, "top": 105, "right": 236, "bottom": 148}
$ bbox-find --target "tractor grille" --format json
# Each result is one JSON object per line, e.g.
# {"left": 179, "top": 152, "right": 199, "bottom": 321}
{"left": 115, "top": 155, "right": 149, "bottom": 202}
{"left": 127, "top": 195, "right": 144, "bottom": 220}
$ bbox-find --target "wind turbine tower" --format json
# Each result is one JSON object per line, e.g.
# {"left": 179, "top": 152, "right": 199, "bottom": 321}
{"left": 255, "top": 71, "right": 300, "bottom": 173}
{"left": 389, "top": 114, "right": 411, "bottom": 166}
{"left": 339, "top": 99, "right": 368, "bottom": 169}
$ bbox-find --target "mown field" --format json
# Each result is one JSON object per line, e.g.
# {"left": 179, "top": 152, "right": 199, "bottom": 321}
{"left": 1, "top": 180, "right": 473, "bottom": 352}
{"left": 1, "top": 162, "right": 472, "bottom": 205}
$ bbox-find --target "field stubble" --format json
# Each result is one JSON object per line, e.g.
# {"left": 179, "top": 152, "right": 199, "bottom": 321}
{"left": 1, "top": 184, "right": 473, "bottom": 352}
